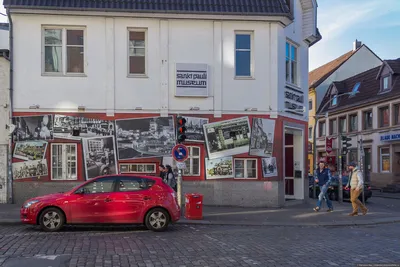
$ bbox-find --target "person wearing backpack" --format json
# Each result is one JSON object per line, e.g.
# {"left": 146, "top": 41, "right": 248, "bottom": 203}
{"left": 165, "top": 165, "right": 177, "bottom": 192}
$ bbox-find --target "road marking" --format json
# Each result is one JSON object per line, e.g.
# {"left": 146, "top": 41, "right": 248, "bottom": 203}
{"left": 323, "top": 260, "right": 339, "bottom": 266}
{"left": 34, "top": 255, "right": 58, "bottom": 260}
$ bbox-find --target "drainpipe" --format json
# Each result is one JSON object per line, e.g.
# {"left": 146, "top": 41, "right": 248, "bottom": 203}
{"left": 7, "top": 9, "right": 14, "bottom": 204}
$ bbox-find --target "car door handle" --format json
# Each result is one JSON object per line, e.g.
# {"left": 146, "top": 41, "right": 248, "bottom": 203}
{"left": 143, "top": 196, "right": 151, "bottom": 200}
{"left": 104, "top": 198, "right": 112, "bottom": 202}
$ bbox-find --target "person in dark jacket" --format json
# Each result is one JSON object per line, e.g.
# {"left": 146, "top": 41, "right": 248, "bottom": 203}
{"left": 158, "top": 165, "right": 166, "bottom": 181}
{"left": 165, "top": 165, "right": 177, "bottom": 192}
{"left": 313, "top": 160, "right": 333, "bottom": 212}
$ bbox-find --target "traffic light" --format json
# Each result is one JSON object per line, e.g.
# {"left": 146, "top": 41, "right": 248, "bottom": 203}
{"left": 176, "top": 116, "right": 187, "bottom": 143}
{"left": 341, "top": 136, "right": 352, "bottom": 155}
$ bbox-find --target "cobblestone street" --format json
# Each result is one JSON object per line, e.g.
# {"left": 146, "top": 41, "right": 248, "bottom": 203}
{"left": 0, "top": 223, "right": 399, "bottom": 267}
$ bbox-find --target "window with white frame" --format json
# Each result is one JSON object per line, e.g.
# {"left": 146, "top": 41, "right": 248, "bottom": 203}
{"left": 183, "top": 146, "right": 201, "bottom": 176}
{"left": 380, "top": 147, "right": 390, "bottom": 173}
{"left": 285, "top": 41, "right": 298, "bottom": 85}
{"left": 51, "top": 144, "right": 77, "bottom": 180}
{"left": 128, "top": 29, "right": 147, "bottom": 75}
{"left": 235, "top": 31, "right": 253, "bottom": 77}
{"left": 43, "top": 27, "right": 85, "bottom": 75}
{"left": 119, "top": 163, "right": 156, "bottom": 174}
{"left": 234, "top": 159, "right": 257, "bottom": 179}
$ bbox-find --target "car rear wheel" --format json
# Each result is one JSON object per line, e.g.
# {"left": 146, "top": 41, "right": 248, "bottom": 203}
{"left": 39, "top": 207, "right": 65, "bottom": 232}
{"left": 145, "top": 208, "right": 170, "bottom": 232}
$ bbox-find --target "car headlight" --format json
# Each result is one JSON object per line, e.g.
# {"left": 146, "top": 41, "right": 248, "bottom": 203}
{"left": 24, "top": 200, "right": 39, "bottom": 208}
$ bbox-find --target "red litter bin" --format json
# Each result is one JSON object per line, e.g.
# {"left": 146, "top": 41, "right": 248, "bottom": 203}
{"left": 184, "top": 193, "right": 203, "bottom": 220}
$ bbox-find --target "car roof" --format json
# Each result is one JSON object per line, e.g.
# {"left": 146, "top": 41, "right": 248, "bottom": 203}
{"left": 93, "top": 174, "right": 163, "bottom": 182}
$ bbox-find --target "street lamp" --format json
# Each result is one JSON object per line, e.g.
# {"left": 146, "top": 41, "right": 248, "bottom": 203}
{"left": 311, "top": 91, "right": 359, "bottom": 201}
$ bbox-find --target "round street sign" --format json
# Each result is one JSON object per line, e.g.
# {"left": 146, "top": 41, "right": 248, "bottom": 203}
{"left": 172, "top": 144, "right": 189, "bottom": 162}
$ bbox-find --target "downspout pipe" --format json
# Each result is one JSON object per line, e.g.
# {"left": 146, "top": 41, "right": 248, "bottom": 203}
{"left": 7, "top": 9, "right": 13, "bottom": 204}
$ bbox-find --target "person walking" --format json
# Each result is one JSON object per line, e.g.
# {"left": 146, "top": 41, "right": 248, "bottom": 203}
{"left": 345, "top": 162, "right": 368, "bottom": 216}
{"left": 165, "top": 165, "right": 177, "bottom": 192}
{"left": 313, "top": 160, "right": 334, "bottom": 212}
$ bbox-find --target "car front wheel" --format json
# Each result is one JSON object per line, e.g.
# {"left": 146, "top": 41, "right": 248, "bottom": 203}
{"left": 145, "top": 208, "right": 170, "bottom": 232}
{"left": 39, "top": 207, "right": 65, "bottom": 232}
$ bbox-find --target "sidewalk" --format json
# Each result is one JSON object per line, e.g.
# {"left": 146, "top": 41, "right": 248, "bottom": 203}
{"left": 2, "top": 202, "right": 400, "bottom": 227}
{"left": 373, "top": 191, "right": 400, "bottom": 199}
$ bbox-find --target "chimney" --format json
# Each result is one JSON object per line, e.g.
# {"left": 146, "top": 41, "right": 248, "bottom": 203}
{"left": 353, "top": 39, "right": 362, "bottom": 51}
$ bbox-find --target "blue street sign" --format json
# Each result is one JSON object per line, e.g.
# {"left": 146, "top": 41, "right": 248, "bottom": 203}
{"left": 172, "top": 144, "right": 189, "bottom": 162}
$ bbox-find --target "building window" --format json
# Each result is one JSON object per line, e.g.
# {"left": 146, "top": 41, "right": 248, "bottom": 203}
{"left": 394, "top": 104, "right": 400, "bottom": 125}
{"left": 119, "top": 163, "right": 156, "bottom": 174}
{"left": 234, "top": 159, "right": 257, "bottom": 179}
{"left": 329, "top": 119, "right": 337, "bottom": 135}
{"left": 43, "top": 28, "right": 85, "bottom": 75}
{"left": 235, "top": 32, "right": 253, "bottom": 77}
{"left": 349, "top": 114, "right": 358, "bottom": 132}
{"left": 339, "top": 116, "right": 347, "bottom": 133}
{"left": 381, "top": 76, "right": 390, "bottom": 92}
{"left": 319, "top": 121, "right": 326, "bottom": 137}
{"left": 285, "top": 41, "right": 298, "bottom": 85}
{"left": 380, "top": 147, "right": 390, "bottom": 172}
{"left": 348, "top": 149, "right": 358, "bottom": 164}
{"left": 128, "top": 29, "right": 146, "bottom": 75}
{"left": 331, "top": 95, "right": 338, "bottom": 106}
{"left": 363, "top": 110, "right": 373, "bottom": 130}
{"left": 379, "top": 106, "right": 390, "bottom": 128}
{"left": 308, "top": 127, "right": 312, "bottom": 140}
{"left": 309, "top": 100, "right": 312, "bottom": 110}
{"left": 183, "top": 146, "right": 201, "bottom": 176}
{"left": 51, "top": 144, "right": 77, "bottom": 180}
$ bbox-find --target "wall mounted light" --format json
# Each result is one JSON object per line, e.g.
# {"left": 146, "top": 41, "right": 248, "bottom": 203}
{"left": 29, "top": 104, "right": 40, "bottom": 109}
{"left": 78, "top": 105, "right": 85, "bottom": 112}
{"left": 135, "top": 107, "right": 143, "bottom": 110}
{"left": 190, "top": 107, "right": 200, "bottom": 111}
{"left": 244, "top": 107, "right": 257, "bottom": 111}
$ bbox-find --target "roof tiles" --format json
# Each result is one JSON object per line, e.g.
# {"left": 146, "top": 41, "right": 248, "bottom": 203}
{"left": 4, "top": 0, "right": 291, "bottom": 16}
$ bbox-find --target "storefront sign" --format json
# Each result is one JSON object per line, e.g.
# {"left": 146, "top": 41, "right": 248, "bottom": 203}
{"left": 284, "top": 88, "right": 305, "bottom": 115}
{"left": 380, "top": 133, "right": 400, "bottom": 141}
{"left": 175, "top": 63, "right": 208, "bottom": 97}
{"left": 325, "top": 137, "right": 333, "bottom": 153}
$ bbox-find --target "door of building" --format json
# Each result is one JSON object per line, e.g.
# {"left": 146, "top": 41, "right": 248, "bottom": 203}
{"left": 285, "top": 133, "right": 295, "bottom": 198}
{"left": 363, "top": 148, "right": 371, "bottom": 183}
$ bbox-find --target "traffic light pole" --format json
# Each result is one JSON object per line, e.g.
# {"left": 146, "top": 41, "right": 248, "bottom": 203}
{"left": 175, "top": 115, "right": 187, "bottom": 214}
{"left": 338, "top": 134, "right": 343, "bottom": 203}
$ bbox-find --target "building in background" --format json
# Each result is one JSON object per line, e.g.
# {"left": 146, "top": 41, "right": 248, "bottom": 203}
{"left": 5, "top": 0, "right": 320, "bottom": 207}
{"left": 316, "top": 59, "right": 400, "bottom": 192}
{"left": 308, "top": 41, "right": 382, "bottom": 173}
{"left": 0, "top": 23, "right": 9, "bottom": 203}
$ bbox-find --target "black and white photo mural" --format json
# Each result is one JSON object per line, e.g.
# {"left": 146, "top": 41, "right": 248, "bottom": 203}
{"left": 12, "top": 159, "right": 48, "bottom": 180}
{"left": 203, "top": 117, "right": 251, "bottom": 159}
{"left": 261, "top": 157, "right": 278, "bottom": 178}
{"left": 83, "top": 136, "right": 118, "bottom": 180}
{"left": 13, "top": 115, "right": 54, "bottom": 141}
{"left": 249, "top": 118, "right": 275, "bottom": 157}
{"left": 205, "top": 156, "right": 233, "bottom": 179}
{"left": 116, "top": 116, "right": 175, "bottom": 160}
{"left": 53, "top": 115, "right": 115, "bottom": 139}
{"left": 183, "top": 116, "right": 209, "bottom": 142}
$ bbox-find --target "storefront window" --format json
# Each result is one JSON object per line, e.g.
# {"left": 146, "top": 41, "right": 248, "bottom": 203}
{"left": 380, "top": 147, "right": 390, "bottom": 172}
{"left": 234, "top": 159, "right": 257, "bottom": 179}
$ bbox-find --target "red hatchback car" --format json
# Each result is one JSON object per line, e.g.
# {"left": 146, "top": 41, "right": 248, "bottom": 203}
{"left": 20, "top": 175, "right": 180, "bottom": 232}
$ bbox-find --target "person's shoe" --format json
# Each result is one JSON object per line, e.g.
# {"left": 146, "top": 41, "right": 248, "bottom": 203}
{"left": 348, "top": 212, "right": 358, "bottom": 216}
{"left": 362, "top": 209, "right": 368, "bottom": 215}
{"left": 327, "top": 208, "right": 333, "bottom": 212}
{"left": 313, "top": 207, "right": 320, "bottom": 212}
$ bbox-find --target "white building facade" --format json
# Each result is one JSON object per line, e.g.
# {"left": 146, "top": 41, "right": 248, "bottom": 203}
{"left": 5, "top": 0, "right": 320, "bottom": 206}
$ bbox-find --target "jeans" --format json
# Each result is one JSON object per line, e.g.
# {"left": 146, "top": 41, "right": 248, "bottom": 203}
{"left": 316, "top": 184, "right": 333, "bottom": 209}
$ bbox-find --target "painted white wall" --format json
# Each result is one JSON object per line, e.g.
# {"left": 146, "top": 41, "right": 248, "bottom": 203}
{"left": 0, "top": 30, "right": 9, "bottom": 50}
{"left": 11, "top": 8, "right": 310, "bottom": 119}
{"left": 315, "top": 46, "right": 382, "bottom": 109}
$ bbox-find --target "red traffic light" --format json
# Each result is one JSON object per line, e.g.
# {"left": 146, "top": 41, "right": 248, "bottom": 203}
{"left": 177, "top": 117, "right": 187, "bottom": 125}
{"left": 178, "top": 126, "right": 187, "bottom": 133}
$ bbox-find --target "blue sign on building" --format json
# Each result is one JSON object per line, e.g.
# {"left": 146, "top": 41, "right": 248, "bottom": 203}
{"left": 380, "top": 133, "right": 400, "bottom": 141}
